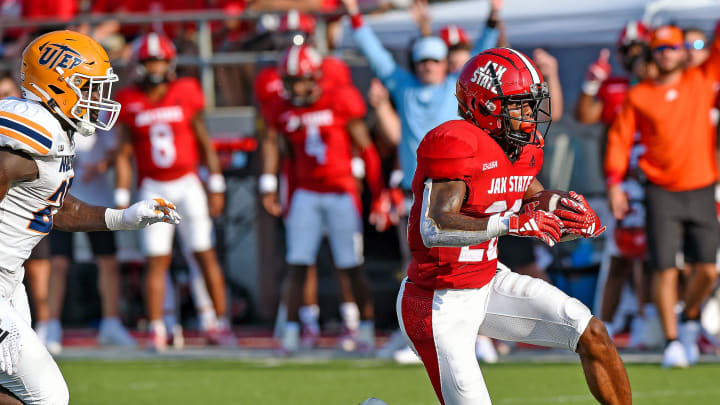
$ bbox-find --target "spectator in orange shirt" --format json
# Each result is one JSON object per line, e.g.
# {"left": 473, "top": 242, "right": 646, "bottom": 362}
{"left": 605, "top": 23, "right": 720, "bottom": 368}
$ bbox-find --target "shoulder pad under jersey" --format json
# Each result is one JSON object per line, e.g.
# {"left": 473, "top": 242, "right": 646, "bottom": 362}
{"left": 417, "top": 120, "right": 480, "bottom": 179}
{"left": 0, "top": 98, "right": 63, "bottom": 157}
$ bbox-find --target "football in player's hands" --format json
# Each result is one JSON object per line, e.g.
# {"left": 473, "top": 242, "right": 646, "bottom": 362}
{"left": 522, "top": 189, "right": 584, "bottom": 242}
{"left": 554, "top": 191, "right": 606, "bottom": 238}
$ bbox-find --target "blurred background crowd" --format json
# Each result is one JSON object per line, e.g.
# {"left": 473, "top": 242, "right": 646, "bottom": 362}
{"left": 1, "top": 0, "right": 720, "bottom": 367}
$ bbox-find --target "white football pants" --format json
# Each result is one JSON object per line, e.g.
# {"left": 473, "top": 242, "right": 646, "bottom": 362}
{"left": 0, "top": 276, "right": 68, "bottom": 404}
{"left": 397, "top": 263, "right": 592, "bottom": 405}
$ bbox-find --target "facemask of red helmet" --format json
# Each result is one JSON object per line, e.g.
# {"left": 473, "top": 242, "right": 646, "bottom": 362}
{"left": 279, "top": 44, "right": 323, "bottom": 106}
{"left": 281, "top": 75, "right": 322, "bottom": 106}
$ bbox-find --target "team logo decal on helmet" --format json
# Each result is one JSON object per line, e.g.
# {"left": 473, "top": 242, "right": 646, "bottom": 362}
{"left": 456, "top": 47, "right": 552, "bottom": 148}
{"left": 38, "top": 43, "right": 84, "bottom": 70}
{"left": 470, "top": 60, "right": 508, "bottom": 94}
{"left": 22, "top": 30, "right": 120, "bottom": 137}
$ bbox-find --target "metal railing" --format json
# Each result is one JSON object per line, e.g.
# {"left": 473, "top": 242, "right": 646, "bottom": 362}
{"left": 0, "top": 9, "right": 347, "bottom": 108}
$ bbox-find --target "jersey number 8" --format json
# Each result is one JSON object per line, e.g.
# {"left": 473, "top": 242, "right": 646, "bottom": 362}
{"left": 150, "top": 123, "right": 176, "bottom": 168}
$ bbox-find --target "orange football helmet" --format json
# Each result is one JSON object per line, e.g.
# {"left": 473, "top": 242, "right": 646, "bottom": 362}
{"left": 21, "top": 30, "right": 120, "bottom": 136}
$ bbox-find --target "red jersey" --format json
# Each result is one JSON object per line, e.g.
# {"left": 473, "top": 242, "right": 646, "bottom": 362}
{"left": 597, "top": 77, "right": 630, "bottom": 125}
{"left": 116, "top": 78, "right": 205, "bottom": 183}
{"left": 269, "top": 85, "right": 366, "bottom": 195}
{"left": 408, "top": 120, "right": 544, "bottom": 290}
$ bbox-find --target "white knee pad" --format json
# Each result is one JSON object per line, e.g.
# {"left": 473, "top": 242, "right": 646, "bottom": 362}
{"left": 483, "top": 267, "right": 593, "bottom": 351}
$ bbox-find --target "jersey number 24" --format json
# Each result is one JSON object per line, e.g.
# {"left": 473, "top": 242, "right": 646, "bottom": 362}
{"left": 458, "top": 199, "right": 522, "bottom": 262}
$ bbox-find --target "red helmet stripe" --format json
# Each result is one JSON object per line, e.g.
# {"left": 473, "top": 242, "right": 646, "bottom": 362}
{"left": 506, "top": 48, "right": 540, "bottom": 84}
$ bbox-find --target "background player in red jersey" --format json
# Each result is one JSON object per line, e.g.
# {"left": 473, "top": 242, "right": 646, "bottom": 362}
{"left": 261, "top": 44, "right": 390, "bottom": 353}
{"left": 398, "top": 48, "right": 631, "bottom": 404}
{"left": 114, "top": 33, "right": 233, "bottom": 351}
{"left": 254, "top": 11, "right": 364, "bottom": 348}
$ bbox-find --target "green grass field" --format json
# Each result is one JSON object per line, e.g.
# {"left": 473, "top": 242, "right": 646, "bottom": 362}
{"left": 59, "top": 359, "right": 720, "bottom": 404}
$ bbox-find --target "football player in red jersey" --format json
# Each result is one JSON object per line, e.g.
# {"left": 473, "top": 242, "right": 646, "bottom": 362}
{"left": 399, "top": 48, "right": 631, "bottom": 404}
{"left": 574, "top": 21, "right": 656, "bottom": 345}
{"left": 114, "top": 33, "right": 234, "bottom": 351}
{"left": 261, "top": 44, "right": 391, "bottom": 353}
{"left": 255, "top": 11, "right": 365, "bottom": 349}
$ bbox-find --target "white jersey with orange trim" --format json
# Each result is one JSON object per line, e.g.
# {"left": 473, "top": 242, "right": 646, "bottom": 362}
{"left": 0, "top": 97, "right": 75, "bottom": 276}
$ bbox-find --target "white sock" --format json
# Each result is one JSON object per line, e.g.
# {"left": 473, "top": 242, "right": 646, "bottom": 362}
{"left": 199, "top": 310, "right": 218, "bottom": 332}
{"left": 299, "top": 305, "right": 320, "bottom": 333}
{"left": 340, "top": 302, "right": 360, "bottom": 332}
{"left": 216, "top": 316, "right": 230, "bottom": 331}
{"left": 150, "top": 319, "right": 167, "bottom": 336}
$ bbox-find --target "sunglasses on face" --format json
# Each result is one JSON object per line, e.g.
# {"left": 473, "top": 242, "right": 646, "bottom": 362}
{"left": 687, "top": 39, "right": 706, "bottom": 50}
{"left": 652, "top": 44, "right": 684, "bottom": 53}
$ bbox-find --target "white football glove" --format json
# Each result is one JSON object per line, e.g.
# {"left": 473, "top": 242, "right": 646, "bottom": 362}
{"left": 0, "top": 315, "right": 21, "bottom": 376}
{"left": 105, "top": 198, "right": 182, "bottom": 231}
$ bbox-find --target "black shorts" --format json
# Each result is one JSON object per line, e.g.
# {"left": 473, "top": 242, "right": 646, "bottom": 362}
{"left": 497, "top": 235, "right": 536, "bottom": 269}
{"left": 50, "top": 230, "right": 116, "bottom": 260}
{"left": 645, "top": 183, "right": 719, "bottom": 270}
{"left": 28, "top": 237, "right": 51, "bottom": 260}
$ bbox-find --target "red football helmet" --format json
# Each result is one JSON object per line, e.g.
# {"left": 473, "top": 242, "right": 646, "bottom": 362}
{"left": 617, "top": 21, "right": 651, "bottom": 72}
{"left": 456, "top": 48, "right": 551, "bottom": 147}
{"left": 278, "top": 44, "right": 323, "bottom": 106}
{"left": 614, "top": 227, "right": 647, "bottom": 260}
{"left": 133, "top": 33, "right": 177, "bottom": 87}
{"left": 134, "top": 32, "right": 177, "bottom": 62}
{"left": 617, "top": 21, "right": 650, "bottom": 51}
{"left": 438, "top": 25, "right": 470, "bottom": 48}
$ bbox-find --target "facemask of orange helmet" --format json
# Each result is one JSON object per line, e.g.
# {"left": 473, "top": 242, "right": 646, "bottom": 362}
{"left": 21, "top": 30, "right": 121, "bottom": 137}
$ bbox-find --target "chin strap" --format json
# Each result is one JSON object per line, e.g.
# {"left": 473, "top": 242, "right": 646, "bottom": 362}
{"left": 27, "top": 83, "right": 95, "bottom": 137}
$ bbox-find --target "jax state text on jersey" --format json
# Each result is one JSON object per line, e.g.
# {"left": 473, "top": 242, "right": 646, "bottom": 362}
{"left": 407, "top": 119, "right": 543, "bottom": 290}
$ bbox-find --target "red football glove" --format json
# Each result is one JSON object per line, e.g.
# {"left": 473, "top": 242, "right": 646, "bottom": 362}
{"left": 369, "top": 189, "right": 395, "bottom": 232}
{"left": 389, "top": 187, "right": 406, "bottom": 219}
{"left": 508, "top": 206, "right": 563, "bottom": 247}
{"left": 554, "top": 191, "right": 606, "bottom": 238}
{"left": 582, "top": 49, "right": 611, "bottom": 96}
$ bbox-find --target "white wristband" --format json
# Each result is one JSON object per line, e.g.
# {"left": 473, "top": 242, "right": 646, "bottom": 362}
{"left": 582, "top": 80, "right": 601, "bottom": 97}
{"left": 114, "top": 188, "right": 130, "bottom": 208}
{"left": 351, "top": 157, "right": 365, "bottom": 179}
{"left": 486, "top": 213, "right": 511, "bottom": 238}
{"left": 207, "top": 173, "right": 226, "bottom": 193}
{"left": 258, "top": 173, "right": 278, "bottom": 193}
{"left": 389, "top": 169, "right": 404, "bottom": 188}
{"left": 105, "top": 208, "right": 126, "bottom": 231}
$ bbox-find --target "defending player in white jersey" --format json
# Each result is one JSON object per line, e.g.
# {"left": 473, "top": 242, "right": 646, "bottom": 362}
{"left": 0, "top": 30, "right": 181, "bottom": 404}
